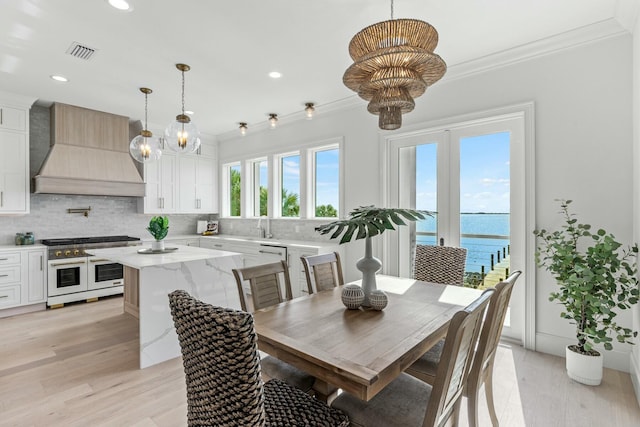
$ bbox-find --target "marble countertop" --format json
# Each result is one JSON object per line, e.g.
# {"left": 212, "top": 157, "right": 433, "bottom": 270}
{"left": 0, "top": 244, "right": 47, "bottom": 251}
{"left": 86, "top": 244, "right": 239, "bottom": 269}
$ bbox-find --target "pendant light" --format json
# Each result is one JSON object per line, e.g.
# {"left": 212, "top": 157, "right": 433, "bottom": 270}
{"left": 343, "top": 0, "right": 446, "bottom": 130}
{"left": 130, "top": 87, "right": 162, "bottom": 163}
{"left": 165, "top": 63, "right": 200, "bottom": 153}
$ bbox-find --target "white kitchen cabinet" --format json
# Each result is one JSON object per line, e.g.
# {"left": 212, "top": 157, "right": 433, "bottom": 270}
{"left": 0, "top": 100, "right": 30, "bottom": 215}
{"left": 0, "top": 246, "right": 46, "bottom": 315}
{"left": 27, "top": 249, "right": 46, "bottom": 303}
{"left": 178, "top": 155, "right": 216, "bottom": 213}
{"left": 165, "top": 237, "right": 200, "bottom": 247}
{"left": 200, "top": 238, "right": 259, "bottom": 266}
{"left": 0, "top": 105, "right": 27, "bottom": 132}
{"left": 140, "top": 153, "right": 176, "bottom": 213}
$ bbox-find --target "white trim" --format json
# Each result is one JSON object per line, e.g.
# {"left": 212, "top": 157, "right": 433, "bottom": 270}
{"left": 382, "top": 102, "right": 536, "bottom": 348}
{"left": 536, "top": 332, "right": 631, "bottom": 373}
{"left": 631, "top": 352, "right": 640, "bottom": 407}
{"left": 220, "top": 161, "right": 241, "bottom": 218}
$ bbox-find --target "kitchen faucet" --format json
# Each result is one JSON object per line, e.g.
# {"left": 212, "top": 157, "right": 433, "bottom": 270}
{"left": 257, "top": 216, "right": 273, "bottom": 239}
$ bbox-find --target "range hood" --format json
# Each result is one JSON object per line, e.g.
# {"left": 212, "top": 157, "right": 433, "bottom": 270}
{"left": 34, "top": 103, "right": 145, "bottom": 197}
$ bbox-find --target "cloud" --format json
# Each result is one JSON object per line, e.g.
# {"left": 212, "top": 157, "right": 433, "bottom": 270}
{"left": 481, "top": 178, "right": 510, "bottom": 186}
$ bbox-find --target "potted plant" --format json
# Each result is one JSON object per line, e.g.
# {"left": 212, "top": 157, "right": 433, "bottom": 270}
{"left": 533, "top": 199, "right": 638, "bottom": 385}
{"left": 147, "top": 216, "right": 169, "bottom": 251}
{"left": 317, "top": 206, "right": 429, "bottom": 306}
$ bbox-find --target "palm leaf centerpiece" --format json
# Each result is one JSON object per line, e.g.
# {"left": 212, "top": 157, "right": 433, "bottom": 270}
{"left": 317, "top": 206, "right": 431, "bottom": 309}
{"left": 316, "top": 206, "right": 430, "bottom": 244}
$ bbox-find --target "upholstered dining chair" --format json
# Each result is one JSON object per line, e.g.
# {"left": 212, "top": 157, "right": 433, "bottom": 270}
{"left": 232, "top": 260, "right": 315, "bottom": 393}
{"left": 301, "top": 252, "right": 344, "bottom": 293}
{"left": 405, "top": 271, "right": 522, "bottom": 427}
{"left": 414, "top": 244, "right": 467, "bottom": 286}
{"left": 168, "top": 290, "right": 349, "bottom": 427}
{"left": 331, "top": 288, "right": 494, "bottom": 427}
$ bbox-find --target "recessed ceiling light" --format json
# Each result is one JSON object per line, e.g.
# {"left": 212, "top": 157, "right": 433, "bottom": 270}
{"left": 268, "top": 71, "right": 282, "bottom": 79}
{"left": 107, "top": 0, "right": 133, "bottom": 11}
{"left": 185, "top": 110, "right": 194, "bottom": 115}
{"left": 50, "top": 75, "right": 68, "bottom": 82}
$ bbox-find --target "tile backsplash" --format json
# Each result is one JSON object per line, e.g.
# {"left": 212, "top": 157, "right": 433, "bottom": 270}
{"left": 0, "top": 194, "right": 211, "bottom": 245}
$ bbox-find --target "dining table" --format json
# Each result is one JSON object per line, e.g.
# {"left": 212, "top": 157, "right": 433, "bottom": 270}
{"left": 252, "top": 274, "right": 482, "bottom": 402}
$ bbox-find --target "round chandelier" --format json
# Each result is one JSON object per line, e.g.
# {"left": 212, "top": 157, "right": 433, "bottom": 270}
{"left": 343, "top": 2, "right": 446, "bottom": 130}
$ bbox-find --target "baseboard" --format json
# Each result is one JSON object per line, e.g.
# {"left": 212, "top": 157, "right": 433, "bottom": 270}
{"left": 0, "top": 302, "right": 46, "bottom": 319}
{"left": 535, "top": 332, "right": 630, "bottom": 373}
{"left": 631, "top": 352, "right": 640, "bottom": 407}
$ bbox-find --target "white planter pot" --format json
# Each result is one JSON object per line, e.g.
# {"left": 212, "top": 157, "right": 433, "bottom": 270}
{"left": 151, "top": 240, "right": 165, "bottom": 251}
{"left": 565, "top": 345, "right": 603, "bottom": 386}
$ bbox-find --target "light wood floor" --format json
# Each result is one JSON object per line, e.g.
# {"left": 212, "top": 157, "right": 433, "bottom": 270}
{"left": 1, "top": 296, "right": 639, "bottom": 427}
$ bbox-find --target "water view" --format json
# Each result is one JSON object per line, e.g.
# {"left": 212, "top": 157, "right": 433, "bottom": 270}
{"left": 416, "top": 213, "right": 510, "bottom": 273}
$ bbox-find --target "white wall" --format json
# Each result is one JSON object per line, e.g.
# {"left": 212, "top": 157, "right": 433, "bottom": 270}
{"left": 219, "top": 33, "right": 636, "bottom": 371}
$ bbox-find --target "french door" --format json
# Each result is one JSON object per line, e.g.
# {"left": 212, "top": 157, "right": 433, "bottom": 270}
{"left": 384, "top": 107, "right": 533, "bottom": 343}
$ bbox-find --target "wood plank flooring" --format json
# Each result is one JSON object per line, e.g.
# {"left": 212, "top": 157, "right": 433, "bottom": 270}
{"left": 1, "top": 296, "right": 639, "bottom": 426}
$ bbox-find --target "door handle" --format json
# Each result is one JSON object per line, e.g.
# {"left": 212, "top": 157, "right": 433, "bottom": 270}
{"left": 259, "top": 250, "right": 283, "bottom": 256}
{"left": 50, "top": 261, "right": 86, "bottom": 267}
{"left": 40, "top": 255, "right": 43, "bottom": 271}
{"left": 0, "top": 108, "right": 3, "bottom": 125}
{"left": 0, "top": 274, "right": 9, "bottom": 278}
{"left": 0, "top": 295, "right": 8, "bottom": 299}
{"left": 1, "top": 191, "right": 3, "bottom": 207}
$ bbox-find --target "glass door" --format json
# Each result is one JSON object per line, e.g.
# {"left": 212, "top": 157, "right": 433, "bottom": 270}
{"left": 386, "top": 112, "right": 527, "bottom": 342}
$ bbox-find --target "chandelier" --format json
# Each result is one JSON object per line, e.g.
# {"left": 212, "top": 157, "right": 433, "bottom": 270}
{"left": 343, "top": 0, "right": 446, "bottom": 130}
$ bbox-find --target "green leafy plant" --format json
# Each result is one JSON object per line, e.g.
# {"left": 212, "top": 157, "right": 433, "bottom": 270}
{"left": 533, "top": 199, "right": 639, "bottom": 355}
{"left": 147, "top": 216, "right": 169, "bottom": 241}
{"left": 317, "top": 205, "right": 430, "bottom": 244}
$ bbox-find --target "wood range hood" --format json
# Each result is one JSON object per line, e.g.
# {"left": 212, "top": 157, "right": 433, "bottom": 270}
{"left": 34, "top": 103, "right": 145, "bottom": 197}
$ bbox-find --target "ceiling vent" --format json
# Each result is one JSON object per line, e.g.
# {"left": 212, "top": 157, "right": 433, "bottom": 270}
{"left": 65, "top": 42, "right": 97, "bottom": 60}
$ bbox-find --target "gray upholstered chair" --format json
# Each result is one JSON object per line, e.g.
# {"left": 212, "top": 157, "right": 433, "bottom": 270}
{"left": 405, "top": 271, "right": 522, "bottom": 427}
{"left": 414, "top": 244, "right": 467, "bottom": 286}
{"left": 301, "top": 251, "right": 344, "bottom": 293}
{"left": 331, "top": 288, "right": 494, "bottom": 427}
{"left": 168, "top": 290, "right": 349, "bottom": 426}
{"left": 232, "top": 261, "right": 315, "bottom": 393}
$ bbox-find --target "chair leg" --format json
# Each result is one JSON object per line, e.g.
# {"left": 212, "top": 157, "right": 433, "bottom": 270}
{"left": 484, "top": 364, "right": 499, "bottom": 427}
{"left": 466, "top": 384, "right": 479, "bottom": 427}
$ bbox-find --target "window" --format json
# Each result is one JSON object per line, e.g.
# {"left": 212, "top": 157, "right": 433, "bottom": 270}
{"left": 250, "top": 159, "right": 268, "bottom": 217}
{"left": 312, "top": 146, "right": 339, "bottom": 218}
{"left": 223, "top": 163, "right": 241, "bottom": 217}
{"left": 279, "top": 153, "right": 300, "bottom": 217}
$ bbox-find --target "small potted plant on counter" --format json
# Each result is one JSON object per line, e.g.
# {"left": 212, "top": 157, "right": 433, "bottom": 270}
{"left": 533, "top": 199, "right": 638, "bottom": 385}
{"left": 147, "top": 216, "right": 169, "bottom": 251}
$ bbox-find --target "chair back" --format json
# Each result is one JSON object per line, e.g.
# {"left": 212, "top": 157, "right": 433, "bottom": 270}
{"left": 423, "top": 288, "right": 494, "bottom": 427}
{"left": 301, "top": 252, "right": 344, "bottom": 293}
{"left": 168, "top": 290, "right": 266, "bottom": 426}
{"left": 469, "top": 271, "right": 522, "bottom": 387}
{"left": 414, "top": 245, "right": 467, "bottom": 286}
{"left": 232, "top": 260, "right": 293, "bottom": 311}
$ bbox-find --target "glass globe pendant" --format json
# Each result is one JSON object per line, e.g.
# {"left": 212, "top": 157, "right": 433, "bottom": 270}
{"left": 130, "top": 88, "right": 162, "bottom": 163}
{"left": 165, "top": 63, "right": 200, "bottom": 154}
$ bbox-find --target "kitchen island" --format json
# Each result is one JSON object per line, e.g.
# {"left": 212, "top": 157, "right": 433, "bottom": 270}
{"left": 87, "top": 244, "right": 242, "bottom": 368}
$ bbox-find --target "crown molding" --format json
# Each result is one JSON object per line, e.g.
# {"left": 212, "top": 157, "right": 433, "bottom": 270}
{"left": 614, "top": 0, "right": 640, "bottom": 32}
{"left": 443, "top": 18, "right": 629, "bottom": 83}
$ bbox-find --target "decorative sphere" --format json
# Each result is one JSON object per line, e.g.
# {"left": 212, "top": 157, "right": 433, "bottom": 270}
{"left": 341, "top": 284, "right": 365, "bottom": 309}
{"left": 165, "top": 120, "right": 200, "bottom": 154}
{"left": 369, "top": 290, "right": 388, "bottom": 311}
{"left": 129, "top": 134, "right": 162, "bottom": 163}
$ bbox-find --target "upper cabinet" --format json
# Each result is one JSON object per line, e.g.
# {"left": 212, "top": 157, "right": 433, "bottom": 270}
{"left": 0, "top": 93, "right": 35, "bottom": 215}
{"left": 139, "top": 141, "right": 218, "bottom": 214}
{"left": 0, "top": 105, "right": 27, "bottom": 132}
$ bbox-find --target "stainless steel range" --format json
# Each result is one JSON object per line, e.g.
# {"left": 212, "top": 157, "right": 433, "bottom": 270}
{"left": 42, "top": 235, "right": 141, "bottom": 307}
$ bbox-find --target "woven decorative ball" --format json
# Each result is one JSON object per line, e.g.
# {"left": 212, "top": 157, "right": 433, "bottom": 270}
{"left": 341, "top": 284, "right": 365, "bottom": 309}
{"left": 368, "top": 289, "right": 388, "bottom": 311}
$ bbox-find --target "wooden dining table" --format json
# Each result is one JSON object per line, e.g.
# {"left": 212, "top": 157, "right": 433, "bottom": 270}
{"left": 253, "top": 274, "right": 482, "bottom": 401}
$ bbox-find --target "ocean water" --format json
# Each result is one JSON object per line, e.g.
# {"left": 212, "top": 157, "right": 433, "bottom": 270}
{"left": 416, "top": 213, "right": 510, "bottom": 273}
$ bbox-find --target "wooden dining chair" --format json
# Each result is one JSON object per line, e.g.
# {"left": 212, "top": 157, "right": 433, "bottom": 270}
{"left": 331, "top": 288, "right": 494, "bottom": 427}
{"left": 414, "top": 244, "right": 467, "bottom": 286}
{"left": 301, "top": 251, "right": 344, "bottom": 293}
{"left": 405, "top": 270, "right": 522, "bottom": 427}
{"left": 232, "top": 260, "right": 315, "bottom": 393}
{"left": 168, "top": 290, "right": 349, "bottom": 426}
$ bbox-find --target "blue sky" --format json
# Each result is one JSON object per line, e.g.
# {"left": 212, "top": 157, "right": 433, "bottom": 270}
{"left": 279, "top": 149, "right": 339, "bottom": 211}
{"left": 416, "top": 131, "right": 510, "bottom": 213}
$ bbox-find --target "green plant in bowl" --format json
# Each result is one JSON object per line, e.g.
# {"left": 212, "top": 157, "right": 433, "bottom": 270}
{"left": 147, "top": 216, "right": 169, "bottom": 241}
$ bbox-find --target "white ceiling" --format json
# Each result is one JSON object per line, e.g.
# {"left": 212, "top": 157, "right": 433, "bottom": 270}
{"left": 0, "top": 0, "right": 635, "bottom": 137}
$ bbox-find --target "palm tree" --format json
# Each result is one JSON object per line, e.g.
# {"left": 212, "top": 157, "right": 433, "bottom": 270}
{"left": 230, "top": 169, "right": 241, "bottom": 216}
{"left": 282, "top": 189, "right": 299, "bottom": 217}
